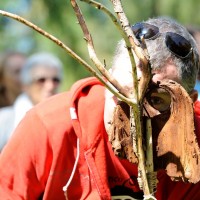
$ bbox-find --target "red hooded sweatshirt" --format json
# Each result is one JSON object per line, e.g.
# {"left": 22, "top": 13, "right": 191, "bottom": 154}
{"left": 0, "top": 77, "right": 200, "bottom": 200}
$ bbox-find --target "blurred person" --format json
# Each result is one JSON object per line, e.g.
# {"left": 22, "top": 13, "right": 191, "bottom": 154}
{"left": 0, "top": 52, "right": 63, "bottom": 151}
{"left": 0, "top": 51, "right": 26, "bottom": 108}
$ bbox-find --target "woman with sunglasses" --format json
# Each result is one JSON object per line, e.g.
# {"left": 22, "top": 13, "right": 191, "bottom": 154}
{"left": 0, "top": 52, "right": 63, "bottom": 152}
{"left": 0, "top": 17, "right": 200, "bottom": 200}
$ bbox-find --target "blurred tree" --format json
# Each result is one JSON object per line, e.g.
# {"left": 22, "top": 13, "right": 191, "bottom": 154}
{"left": 0, "top": 0, "right": 200, "bottom": 90}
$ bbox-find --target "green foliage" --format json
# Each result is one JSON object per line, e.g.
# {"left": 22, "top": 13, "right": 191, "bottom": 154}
{"left": 1, "top": 0, "right": 200, "bottom": 90}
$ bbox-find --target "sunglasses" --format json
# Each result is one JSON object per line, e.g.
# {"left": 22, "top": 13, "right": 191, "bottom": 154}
{"left": 33, "top": 77, "right": 61, "bottom": 84}
{"left": 131, "top": 22, "right": 193, "bottom": 59}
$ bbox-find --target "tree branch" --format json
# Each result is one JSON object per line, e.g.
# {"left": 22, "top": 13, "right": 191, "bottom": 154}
{"left": 81, "top": 0, "right": 150, "bottom": 100}
{"left": 71, "top": 0, "right": 133, "bottom": 99}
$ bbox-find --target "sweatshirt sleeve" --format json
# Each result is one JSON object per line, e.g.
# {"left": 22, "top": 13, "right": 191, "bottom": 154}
{"left": 0, "top": 109, "right": 52, "bottom": 199}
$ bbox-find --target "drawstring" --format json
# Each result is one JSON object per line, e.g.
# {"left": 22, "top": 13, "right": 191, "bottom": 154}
{"left": 63, "top": 138, "right": 80, "bottom": 198}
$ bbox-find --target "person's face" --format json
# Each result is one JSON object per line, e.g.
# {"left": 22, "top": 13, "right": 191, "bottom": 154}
{"left": 25, "top": 65, "right": 61, "bottom": 105}
{"left": 104, "top": 57, "right": 197, "bottom": 133}
{"left": 4, "top": 54, "right": 26, "bottom": 92}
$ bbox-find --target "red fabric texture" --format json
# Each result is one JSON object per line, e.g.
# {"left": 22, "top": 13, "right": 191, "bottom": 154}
{"left": 0, "top": 77, "right": 200, "bottom": 199}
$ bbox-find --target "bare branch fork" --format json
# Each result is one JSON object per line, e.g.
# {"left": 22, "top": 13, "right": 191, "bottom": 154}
{"left": 70, "top": 0, "right": 131, "bottom": 98}
{"left": 71, "top": 0, "right": 142, "bottom": 101}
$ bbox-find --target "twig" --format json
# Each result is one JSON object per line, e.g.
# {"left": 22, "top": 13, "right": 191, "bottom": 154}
{"left": 110, "top": 0, "right": 150, "bottom": 100}
{"left": 146, "top": 118, "right": 157, "bottom": 195}
{"left": 81, "top": 0, "right": 149, "bottom": 100}
{"left": 0, "top": 10, "right": 93, "bottom": 77}
{"left": 71, "top": 0, "right": 132, "bottom": 99}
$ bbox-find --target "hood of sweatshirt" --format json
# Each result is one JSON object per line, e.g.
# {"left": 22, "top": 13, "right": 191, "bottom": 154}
{"left": 68, "top": 77, "right": 106, "bottom": 149}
